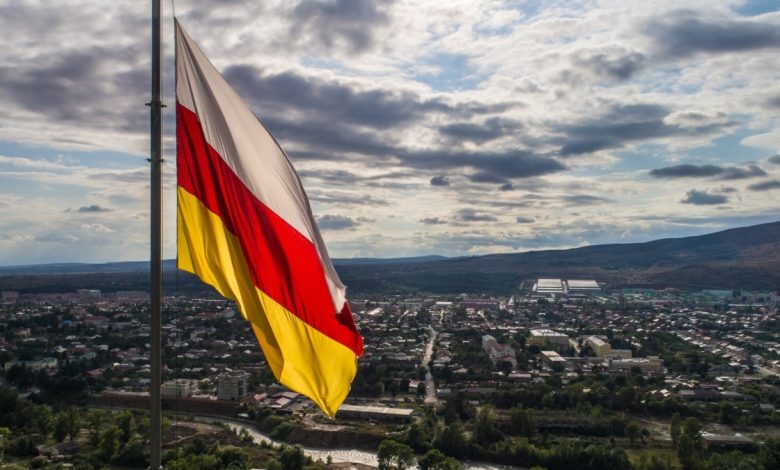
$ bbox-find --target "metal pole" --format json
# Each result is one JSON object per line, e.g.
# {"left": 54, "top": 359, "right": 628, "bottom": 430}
{"left": 148, "top": 0, "right": 163, "bottom": 468}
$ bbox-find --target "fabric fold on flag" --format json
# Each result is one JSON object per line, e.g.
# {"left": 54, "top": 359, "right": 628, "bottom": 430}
{"left": 175, "top": 19, "right": 362, "bottom": 417}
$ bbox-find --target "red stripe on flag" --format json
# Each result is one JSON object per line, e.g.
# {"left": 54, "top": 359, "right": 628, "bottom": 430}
{"left": 177, "top": 103, "right": 362, "bottom": 356}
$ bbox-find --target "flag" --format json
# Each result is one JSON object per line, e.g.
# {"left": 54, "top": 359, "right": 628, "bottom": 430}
{"left": 174, "top": 20, "right": 363, "bottom": 416}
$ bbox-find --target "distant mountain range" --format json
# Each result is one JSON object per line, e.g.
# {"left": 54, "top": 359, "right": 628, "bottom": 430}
{"left": 1, "top": 222, "right": 779, "bottom": 294}
{"left": 335, "top": 220, "right": 780, "bottom": 294}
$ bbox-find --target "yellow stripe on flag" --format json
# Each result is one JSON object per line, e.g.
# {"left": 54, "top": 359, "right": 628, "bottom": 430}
{"left": 177, "top": 187, "right": 356, "bottom": 416}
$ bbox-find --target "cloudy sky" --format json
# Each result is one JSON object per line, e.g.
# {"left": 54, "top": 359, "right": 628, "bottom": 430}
{"left": 1, "top": 0, "right": 779, "bottom": 265}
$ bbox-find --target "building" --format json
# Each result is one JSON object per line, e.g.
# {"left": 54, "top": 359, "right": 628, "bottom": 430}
{"left": 565, "top": 280, "right": 601, "bottom": 294}
{"left": 1, "top": 291, "right": 19, "bottom": 303}
{"left": 162, "top": 379, "right": 194, "bottom": 398}
{"left": 77, "top": 289, "right": 102, "bottom": 298}
{"left": 336, "top": 404, "right": 414, "bottom": 422}
{"left": 701, "top": 434, "right": 755, "bottom": 451}
{"left": 533, "top": 279, "right": 601, "bottom": 295}
{"left": 217, "top": 371, "right": 250, "bottom": 401}
{"left": 462, "top": 299, "right": 500, "bottom": 310}
{"left": 541, "top": 350, "right": 567, "bottom": 369}
{"left": 534, "top": 279, "right": 564, "bottom": 294}
{"left": 482, "top": 335, "right": 517, "bottom": 368}
{"left": 608, "top": 356, "right": 662, "bottom": 374}
{"left": 482, "top": 335, "right": 499, "bottom": 351}
{"left": 611, "top": 349, "right": 633, "bottom": 359}
{"left": 529, "top": 329, "right": 570, "bottom": 351}
{"left": 585, "top": 336, "right": 611, "bottom": 357}
{"left": 4, "top": 357, "right": 58, "bottom": 371}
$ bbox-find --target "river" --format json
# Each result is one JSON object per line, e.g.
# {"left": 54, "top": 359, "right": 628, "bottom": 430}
{"left": 423, "top": 325, "right": 439, "bottom": 405}
{"left": 192, "top": 416, "right": 524, "bottom": 470}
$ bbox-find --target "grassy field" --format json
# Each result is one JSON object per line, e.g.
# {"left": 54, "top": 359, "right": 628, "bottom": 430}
{"left": 625, "top": 447, "right": 680, "bottom": 468}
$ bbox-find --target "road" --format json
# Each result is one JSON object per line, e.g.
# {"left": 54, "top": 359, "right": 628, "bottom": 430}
{"left": 757, "top": 365, "right": 780, "bottom": 377}
{"left": 422, "top": 325, "right": 439, "bottom": 405}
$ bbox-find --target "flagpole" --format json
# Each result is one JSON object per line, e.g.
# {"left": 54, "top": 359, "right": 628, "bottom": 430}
{"left": 148, "top": 0, "right": 163, "bottom": 468}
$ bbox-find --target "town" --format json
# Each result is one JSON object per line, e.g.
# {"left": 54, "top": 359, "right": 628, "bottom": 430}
{"left": 0, "top": 278, "right": 778, "bottom": 469}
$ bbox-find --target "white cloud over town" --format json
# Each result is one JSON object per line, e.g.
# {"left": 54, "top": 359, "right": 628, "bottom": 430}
{"left": 0, "top": 0, "right": 779, "bottom": 264}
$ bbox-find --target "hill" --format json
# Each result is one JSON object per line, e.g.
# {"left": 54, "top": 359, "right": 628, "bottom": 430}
{"left": 1, "top": 221, "right": 778, "bottom": 294}
{"left": 335, "top": 221, "right": 780, "bottom": 294}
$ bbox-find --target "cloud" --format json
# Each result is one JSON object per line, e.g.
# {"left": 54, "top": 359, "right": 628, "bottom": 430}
{"left": 403, "top": 149, "right": 566, "bottom": 183}
{"left": 646, "top": 11, "right": 780, "bottom": 58}
{"left": 768, "top": 154, "right": 780, "bottom": 165}
{"left": 650, "top": 164, "right": 725, "bottom": 178}
{"left": 68, "top": 204, "right": 112, "bottom": 213}
{"left": 298, "top": 168, "right": 414, "bottom": 186}
{"left": 88, "top": 169, "right": 147, "bottom": 184}
{"left": 430, "top": 175, "right": 450, "bottom": 186}
{"left": 681, "top": 189, "right": 728, "bottom": 205}
{"left": 556, "top": 104, "right": 668, "bottom": 156}
{"left": 2, "top": 1, "right": 780, "bottom": 263}
{"left": 649, "top": 163, "right": 767, "bottom": 180}
{"left": 223, "top": 66, "right": 501, "bottom": 133}
{"left": 80, "top": 223, "right": 114, "bottom": 233}
{"left": 574, "top": 48, "right": 645, "bottom": 80}
{"left": 316, "top": 214, "right": 360, "bottom": 230}
{"left": 287, "top": 0, "right": 394, "bottom": 55}
{"left": 554, "top": 103, "right": 731, "bottom": 157}
{"left": 34, "top": 233, "right": 79, "bottom": 243}
{"left": 419, "top": 217, "right": 447, "bottom": 225}
{"left": 456, "top": 208, "right": 497, "bottom": 222}
{"left": 439, "top": 117, "right": 522, "bottom": 144}
{"left": 308, "top": 190, "right": 389, "bottom": 206}
{"left": 561, "top": 195, "right": 612, "bottom": 206}
{"left": 748, "top": 180, "right": 780, "bottom": 191}
{"left": 719, "top": 164, "right": 767, "bottom": 180}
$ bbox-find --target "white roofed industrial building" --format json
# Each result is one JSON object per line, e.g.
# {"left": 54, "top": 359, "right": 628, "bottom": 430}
{"left": 532, "top": 278, "right": 601, "bottom": 295}
{"left": 566, "top": 280, "right": 601, "bottom": 293}
{"left": 534, "top": 279, "right": 564, "bottom": 294}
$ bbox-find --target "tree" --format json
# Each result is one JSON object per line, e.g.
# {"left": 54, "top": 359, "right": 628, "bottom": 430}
{"left": 615, "top": 386, "right": 637, "bottom": 411}
{"left": 98, "top": 425, "right": 122, "bottom": 463}
{"left": 219, "top": 447, "right": 250, "bottom": 469}
{"left": 407, "top": 420, "right": 434, "bottom": 453}
{"left": 758, "top": 437, "right": 780, "bottom": 470}
{"left": 116, "top": 436, "right": 146, "bottom": 467}
{"left": 682, "top": 417, "right": 701, "bottom": 448}
{"left": 670, "top": 412, "right": 682, "bottom": 445}
{"left": 417, "top": 449, "right": 462, "bottom": 470}
{"left": 417, "top": 383, "right": 427, "bottom": 396}
{"left": 496, "top": 360, "right": 513, "bottom": 375}
{"left": 31, "top": 405, "right": 53, "bottom": 439}
{"left": 53, "top": 412, "right": 69, "bottom": 442}
{"left": 625, "top": 422, "right": 641, "bottom": 445}
{"left": 266, "top": 458, "right": 283, "bottom": 470}
{"left": 676, "top": 434, "right": 695, "bottom": 470}
{"left": 636, "top": 454, "right": 674, "bottom": 470}
{"left": 510, "top": 406, "right": 536, "bottom": 438}
{"left": 718, "top": 402, "right": 738, "bottom": 425}
{"left": 62, "top": 407, "right": 81, "bottom": 441}
{"left": 117, "top": 411, "right": 137, "bottom": 445}
{"left": 88, "top": 410, "right": 106, "bottom": 446}
{"left": 474, "top": 406, "right": 502, "bottom": 446}
{"left": 7, "top": 435, "right": 36, "bottom": 457}
{"left": 0, "top": 427, "right": 11, "bottom": 462}
{"left": 279, "top": 445, "right": 305, "bottom": 470}
{"left": 378, "top": 439, "right": 415, "bottom": 470}
{"left": 433, "top": 424, "right": 466, "bottom": 459}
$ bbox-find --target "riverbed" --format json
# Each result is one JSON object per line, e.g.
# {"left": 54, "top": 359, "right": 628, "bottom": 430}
{"left": 191, "top": 416, "right": 525, "bottom": 470}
